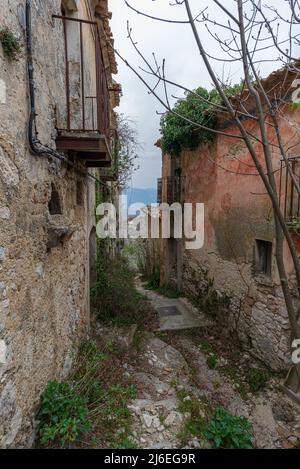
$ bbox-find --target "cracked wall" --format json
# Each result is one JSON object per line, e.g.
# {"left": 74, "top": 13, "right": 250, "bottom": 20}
{"left": 160, "top": 103, "right": 300, "bottom": 371}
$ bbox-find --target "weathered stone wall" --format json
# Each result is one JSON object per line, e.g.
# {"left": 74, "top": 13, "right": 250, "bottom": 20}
{"left": 160, "top": 105, "right": 300, "bottom": 371}
{"left": 0, "top": 0, "right": 112, "bottom": 447}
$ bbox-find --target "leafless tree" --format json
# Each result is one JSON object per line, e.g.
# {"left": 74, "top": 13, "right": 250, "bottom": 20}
{"left": 107, "top": 0, "right": 300, "bottom": 388}
{"left": 115, "top": 114, "right": 140, "bottom": 190}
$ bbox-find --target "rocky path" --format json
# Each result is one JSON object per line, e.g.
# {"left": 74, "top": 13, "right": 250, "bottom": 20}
{"left": 135, "top": 278, "right": 212, "bottom": 332}
{"left": 122, "top": 282, "right": 300, "bottom": 449}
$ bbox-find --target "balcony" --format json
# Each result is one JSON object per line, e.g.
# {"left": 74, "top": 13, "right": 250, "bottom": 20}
{"left": 53, "top": 15, "right": 112, "bottom": 168}
{"left": 157, "top": 176, "right": 185, "bottom": 204}
{"left": 98, "top": 129, "right": 119, "bottom": 180}
{"left": 279, "top": 156, "right": 300, "bottom": 222}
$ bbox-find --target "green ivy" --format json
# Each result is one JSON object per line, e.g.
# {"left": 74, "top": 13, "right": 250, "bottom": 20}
{"left": 0, "top": 29, "right": 22, "bottom": 60}
{"left": 205, "top": 407, "right": 253, "bottom": 449}
{"left": 160, "top": 83, "right": 243, "bottom": 156}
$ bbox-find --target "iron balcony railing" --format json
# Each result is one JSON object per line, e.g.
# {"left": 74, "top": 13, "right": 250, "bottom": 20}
{"left": 53, "top": 15, "right": 110, "bottom": 138}
{"left": 279, "top": 156, "right": 300, "bottom": 220}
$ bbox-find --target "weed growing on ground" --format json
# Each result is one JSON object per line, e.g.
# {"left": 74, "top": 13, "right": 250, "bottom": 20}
{"left": 147, "top": 281, "right": 182, "bottom": 299}
{"left": 246, "top": 367, "right": 268, "bottom": 393}
{"left": 205, "top": 407, "right": 253, "bottom": 449}
{"left": 198, "top": 340, "right": 262, "bottom": 399}
{"left": 199, "top": 340, "right": 214, "bottom": 355}
{"left": 199, "top": 340, "right": 218, "bottom": 370}
{"left": 146, "top": 269, "right": 161, "bottom": 290}
{"left": 37, "top": 381, "right": 91, "bottom": 448}
{"left": 176, "top": 389, "right": 208, "bottom": 447}
{"left": 220, "top": 365, "right": 249, "bottom": 400}
{"left": 91, "top": 255, "right": 142, "bottom": 325}
{"left": 186, "top": 268, "right": 231, "bottom": 319}
{"left": 207, "top": 354, "right": 218, "bottom": 370}
{"left": 114, "top": 437, "right": 139, "bottom": 449}
{"left": 37, "top": 339, "right": 138, "bottom": 448}
{"left": 73, "top": 339, "right": 138, "bottom": 448}
{"left": 91, "top": 253, "right": 157, "bottom": 330}
{"left": 157, "top": 284, "right": 182, "bottom": 298}
{"left": 145, "top": 268, "right": 182, "bottom": 298}
{"left": 156, "top": 331, "right": 169, "bottom": 341}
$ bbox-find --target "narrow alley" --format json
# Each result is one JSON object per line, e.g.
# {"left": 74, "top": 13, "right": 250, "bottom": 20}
{"left": 1, "top": 0, "right": 300, "bottom": 459}
{"left": 85, "top": 271, "right": 300, "bottom": 450}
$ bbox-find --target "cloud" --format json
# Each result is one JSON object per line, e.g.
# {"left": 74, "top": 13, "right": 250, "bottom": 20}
{"left": 109, "top": 0, "right": 292, "bottom": 189}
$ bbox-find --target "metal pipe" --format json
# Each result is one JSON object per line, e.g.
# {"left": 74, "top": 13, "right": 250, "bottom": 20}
{"left": 52, "top": 14, "right": 97, "bottom": 26}
{"left": 80, "top": 22, "right": 85, "bottom": 131}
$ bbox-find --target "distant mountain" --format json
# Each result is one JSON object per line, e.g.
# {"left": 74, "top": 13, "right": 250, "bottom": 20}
{"left": 124, "top": 187, "right": 157, "bottom": 210}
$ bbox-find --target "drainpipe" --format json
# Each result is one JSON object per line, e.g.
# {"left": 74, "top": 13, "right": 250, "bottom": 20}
{"left": 25, "top": 0, "right": 64, "bottom": 160}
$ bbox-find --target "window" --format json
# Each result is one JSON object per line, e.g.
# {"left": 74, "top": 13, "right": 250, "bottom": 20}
{"left": 76, "top": 179, "right": 83, "bottom": 206}
{"left": 254, "top": 239, "right": 272, "bottom": 276}
{"left": 49, "top": 184, "right": 62, "bottom": 215}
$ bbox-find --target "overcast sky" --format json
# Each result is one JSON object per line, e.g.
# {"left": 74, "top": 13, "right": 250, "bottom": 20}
{"left": 109, "top": 0, "right": 293, "bottom": 190}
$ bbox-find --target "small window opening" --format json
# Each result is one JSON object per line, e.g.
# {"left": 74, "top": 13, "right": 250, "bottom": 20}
{"left": 76, "top": 179, "right": 84, "bottom": 206}
{"left": 254, "top": 239, "right": 272, "bottom": 276}
{"left": 49, "top": 183, "right": 62, "bottom": 215}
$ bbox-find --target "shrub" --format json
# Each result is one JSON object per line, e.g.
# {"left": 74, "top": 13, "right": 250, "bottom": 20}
{"left": 147, "top": 269, "right": 160, "bottom": 290}
{"left": 160, "top": 83, "right": 243, "bottom": 156}
{"left": 37, "top": 381, "right": 91, "bottom": 448}
{"left": 160, "top": 87, "right": 218, "bottom": 155}
{"left": 0, "top": 29, "right": 22, "bottom": 59}
{"left": 188, "top": 269, "right": 231, "bottom": 319}
{"left": 247, "top": 368, "right": 268, "bottom": 393}
{"left": 73, "top": 340, "right": 106, "bottom": 405}
{"left": 91, "top": 254, "right": 144, "bottom": 325}
{"left": 205, "top": 407, "right": 253, "bottom": 449}
{"left": 158, "top": 284, "right": 182, "bottom": 298}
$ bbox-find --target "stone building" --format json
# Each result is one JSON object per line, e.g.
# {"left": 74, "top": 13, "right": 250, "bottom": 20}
{"left": 157, "top": 67, "right": 300, "bottom": 373}
{"left": 0, "top": 0, "right": 119, "bottom": 447}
